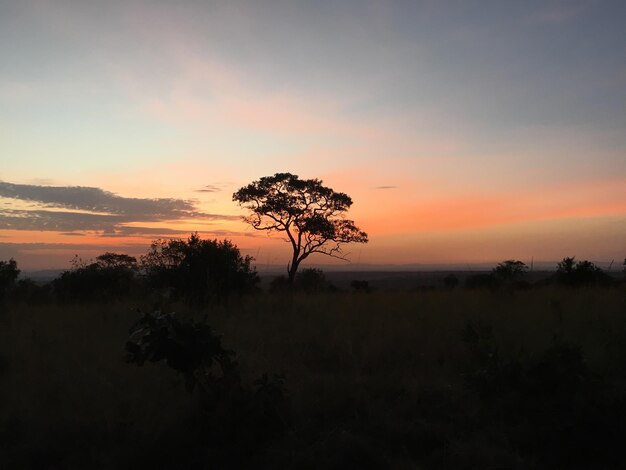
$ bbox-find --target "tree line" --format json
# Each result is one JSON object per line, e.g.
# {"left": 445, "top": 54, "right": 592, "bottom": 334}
{"left": 1, "top": 244, "right": 624, "bottom": 305}
{"left": 1, "top": 173, "right": 624, "bottom": 302}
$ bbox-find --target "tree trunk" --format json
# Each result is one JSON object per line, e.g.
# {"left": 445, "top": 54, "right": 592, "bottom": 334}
{"left": 287, "top": 257, "right": 300, "bottom": 285}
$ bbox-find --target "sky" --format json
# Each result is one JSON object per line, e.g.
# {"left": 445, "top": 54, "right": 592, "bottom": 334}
{"left": 1, "top": 0, "right": 625, "bottom": 270}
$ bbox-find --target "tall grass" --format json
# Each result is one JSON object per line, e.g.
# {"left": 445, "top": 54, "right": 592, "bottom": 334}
{"left": 2, "top": 286, "right": 625, "bottom": 468}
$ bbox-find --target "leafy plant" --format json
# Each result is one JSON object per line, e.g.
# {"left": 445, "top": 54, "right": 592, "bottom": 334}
{"left": 125, "top": 310, "right": 238, "bottom": 393}
{"left": 125, "top": 311, "right": 290, "bottom": 447}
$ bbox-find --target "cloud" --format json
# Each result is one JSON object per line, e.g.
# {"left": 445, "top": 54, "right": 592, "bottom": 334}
{"left": 375, "top": 185, "right": 398, "bottom": 190}
{"left": 194, "top": 184, "right": 221, "bottom": 193}
{"left": 0, "top": 181, "right": 238, "bottom": 236}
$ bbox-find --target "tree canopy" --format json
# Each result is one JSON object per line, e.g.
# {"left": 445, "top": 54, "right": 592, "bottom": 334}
{"left": 141, "top": 233, "right": 259, "bottom": 304}
{"left": 233, "top": 173, "right": 368, "bottom": 282}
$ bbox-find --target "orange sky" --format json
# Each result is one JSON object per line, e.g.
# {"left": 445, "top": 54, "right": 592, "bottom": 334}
{"left": 1, "top": 2, "right": 625, "bottom": 270}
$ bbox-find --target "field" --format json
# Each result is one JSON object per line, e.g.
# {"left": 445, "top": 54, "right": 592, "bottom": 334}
{"left": 2, "top": 285, "right": 626, "bottom": 469}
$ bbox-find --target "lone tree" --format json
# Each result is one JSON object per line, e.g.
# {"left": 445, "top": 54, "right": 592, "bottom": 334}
{"left": 233, "top": 173, "right": 368, "bottom": 283}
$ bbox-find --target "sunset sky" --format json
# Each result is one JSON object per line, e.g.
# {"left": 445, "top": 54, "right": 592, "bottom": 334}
{"left": 1, "top": 0, "right": 625, "bottom": 270}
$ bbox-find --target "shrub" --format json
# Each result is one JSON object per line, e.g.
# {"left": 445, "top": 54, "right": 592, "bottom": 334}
{"left": 53, "top": 253, "right": 138, "bottom": 301}
{"left": 351, "top": 280, "right": 373, "bottom": 293}
{"left": 0, "top": 258, "right": 20, "bottom": 300}
{"left": 141, "top": 233, "right": 259, "bottom": 305}
{"left": 125, "top": 311, "right": 289, "bottom": 448}
{"left": 554, "top": 257, "right": 614, "bottom": 287}
{"left": 268, "top": 275, "right": 290, "bottom": 293}
{"left": 492, "top": 260, "right": 527, "bottom": 283}
{"left": 294, "top": 268, "right": 327, "bottom": 293}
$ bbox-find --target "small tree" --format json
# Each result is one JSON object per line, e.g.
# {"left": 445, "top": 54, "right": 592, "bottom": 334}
{"left": 233, "top": 173, "right": 368, "bottom": 283}
{"left": 555, "top": 257, "right": 612, "bottom": 287}
{"left": 493, "top": 260, "right": 528, "bottom": 283}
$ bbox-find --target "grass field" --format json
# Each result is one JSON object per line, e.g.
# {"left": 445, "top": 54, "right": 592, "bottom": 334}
{"left": 2, "top": 286, "right": 626, "bottom": 469}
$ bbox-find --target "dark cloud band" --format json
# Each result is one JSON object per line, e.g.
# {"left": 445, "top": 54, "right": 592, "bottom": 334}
{"left": 0, "top": 181, "right": 239, "bottom": 236}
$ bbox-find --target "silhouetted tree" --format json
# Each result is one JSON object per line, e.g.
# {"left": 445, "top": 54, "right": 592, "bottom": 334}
{"left": 53, "top": 252, "right": 138, "bottom": 301}
{"left": 0, "top": 258, "right": 20, "bottom": 300}
{"left": 233, "top": 173, "right": 368, "bottom": 284}
{"left": 555, "top": 257, "right": 612, "bottom": 287}
{"left": 493, "top": 260, "right": 528, "bottom": 283}
{"left": 95, "top": 252, "right": 138, "bottom": 270}
{"left": 295, "top": 268, "right": 327, "bottom": 293}
{"left": 141, "top": 233, "right": 259, "bottom": 305}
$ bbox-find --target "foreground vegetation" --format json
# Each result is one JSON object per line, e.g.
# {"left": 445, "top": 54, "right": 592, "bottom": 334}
{"left": 2, "top": 286, "right": 626, "bottom": 469}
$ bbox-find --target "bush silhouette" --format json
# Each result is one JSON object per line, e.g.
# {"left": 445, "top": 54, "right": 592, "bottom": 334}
{"left": 0, "top": 258, "right": 20, "bottom": 300}
{"left": 351, "top": 279, "right": 373, "bottom": 293}
{"left": 492, "top": 260, "right": 527, "bottom": 283}
{"left": 53, "top": 253, "right": 138, "bottom": 301}
{"left": 125, "top": 311, "right": 289, "bottom": 448}
{"left": 554, "top": 257, "right": 613, "bottom": 287}
{"left": 442, "top": 273, "right": 459, "bottom": 289}
{"left": 295, "top": 268, "right": 327, "bottom": 293}
{"left": 141, "top": 233, "right": 259, "bottom": 305}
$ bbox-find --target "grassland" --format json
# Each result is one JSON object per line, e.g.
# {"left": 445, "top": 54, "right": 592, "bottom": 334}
{"left": 1, "top": 286, "right": 626, "bottom": 469}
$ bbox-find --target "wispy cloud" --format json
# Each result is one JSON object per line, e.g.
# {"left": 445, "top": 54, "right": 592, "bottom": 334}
{"left": 194, "top": 184, "right": 221, "bottom": 193}
{"left": 0, "top": 181, "right": 238, "bottom": 236}
{"left": 375, "top": 185, "right": 398, "bottom": 190}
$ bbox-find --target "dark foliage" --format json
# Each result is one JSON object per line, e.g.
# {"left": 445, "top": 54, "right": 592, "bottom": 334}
{"left": 269, "top": 269, "right": 333, "bottom": 294}
{"left": 351, "top": 279, "right": 373, "bottom": 293}
{"left": 492, "top": 259, "right": 527, "bottom": 283}
{"left": 0, "top": 258, "right": 20, "bottom": 301}
{"left": 141, "top": 233, "right": 259, "bottom": 305}
{"left": 53, "top": 253, "right": 138, "bottom": 301}
{"left": 463, "top": 322, "right": 625, "bottom": 469}
{"left": 125, "top": 311, "right": 238, "bottom": 392}
{"left": 11, "top": 278, "right": 52, "bottom": 303}
{"left": 464, "top": 273, "right": 498, "bottom": 290}
{"left": 125, "top": 311, "right": 289, "bottom": 456}
{"left": 268, "top": 275, "right": 290, "bottom": 293}
{"left": 442, "top": 273, "right": 459, "bottom": 289}
{"left": 554, "top": 257, "right": 614, "bottom": 287}
{"left": 233, "top": 173, "right": 368, "bottom": 283}
{"left": 295, "top": 268, "right": 328, "bottom": 293}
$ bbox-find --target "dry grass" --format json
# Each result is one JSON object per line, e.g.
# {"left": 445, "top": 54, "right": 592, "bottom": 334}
{"left": 1, "top": 286, "right": 625, "bottom": 468}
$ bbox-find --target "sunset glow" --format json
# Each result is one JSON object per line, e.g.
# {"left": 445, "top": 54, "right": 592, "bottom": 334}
{"left": 1, "top": 1, "right": 625, "bottom": 270}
